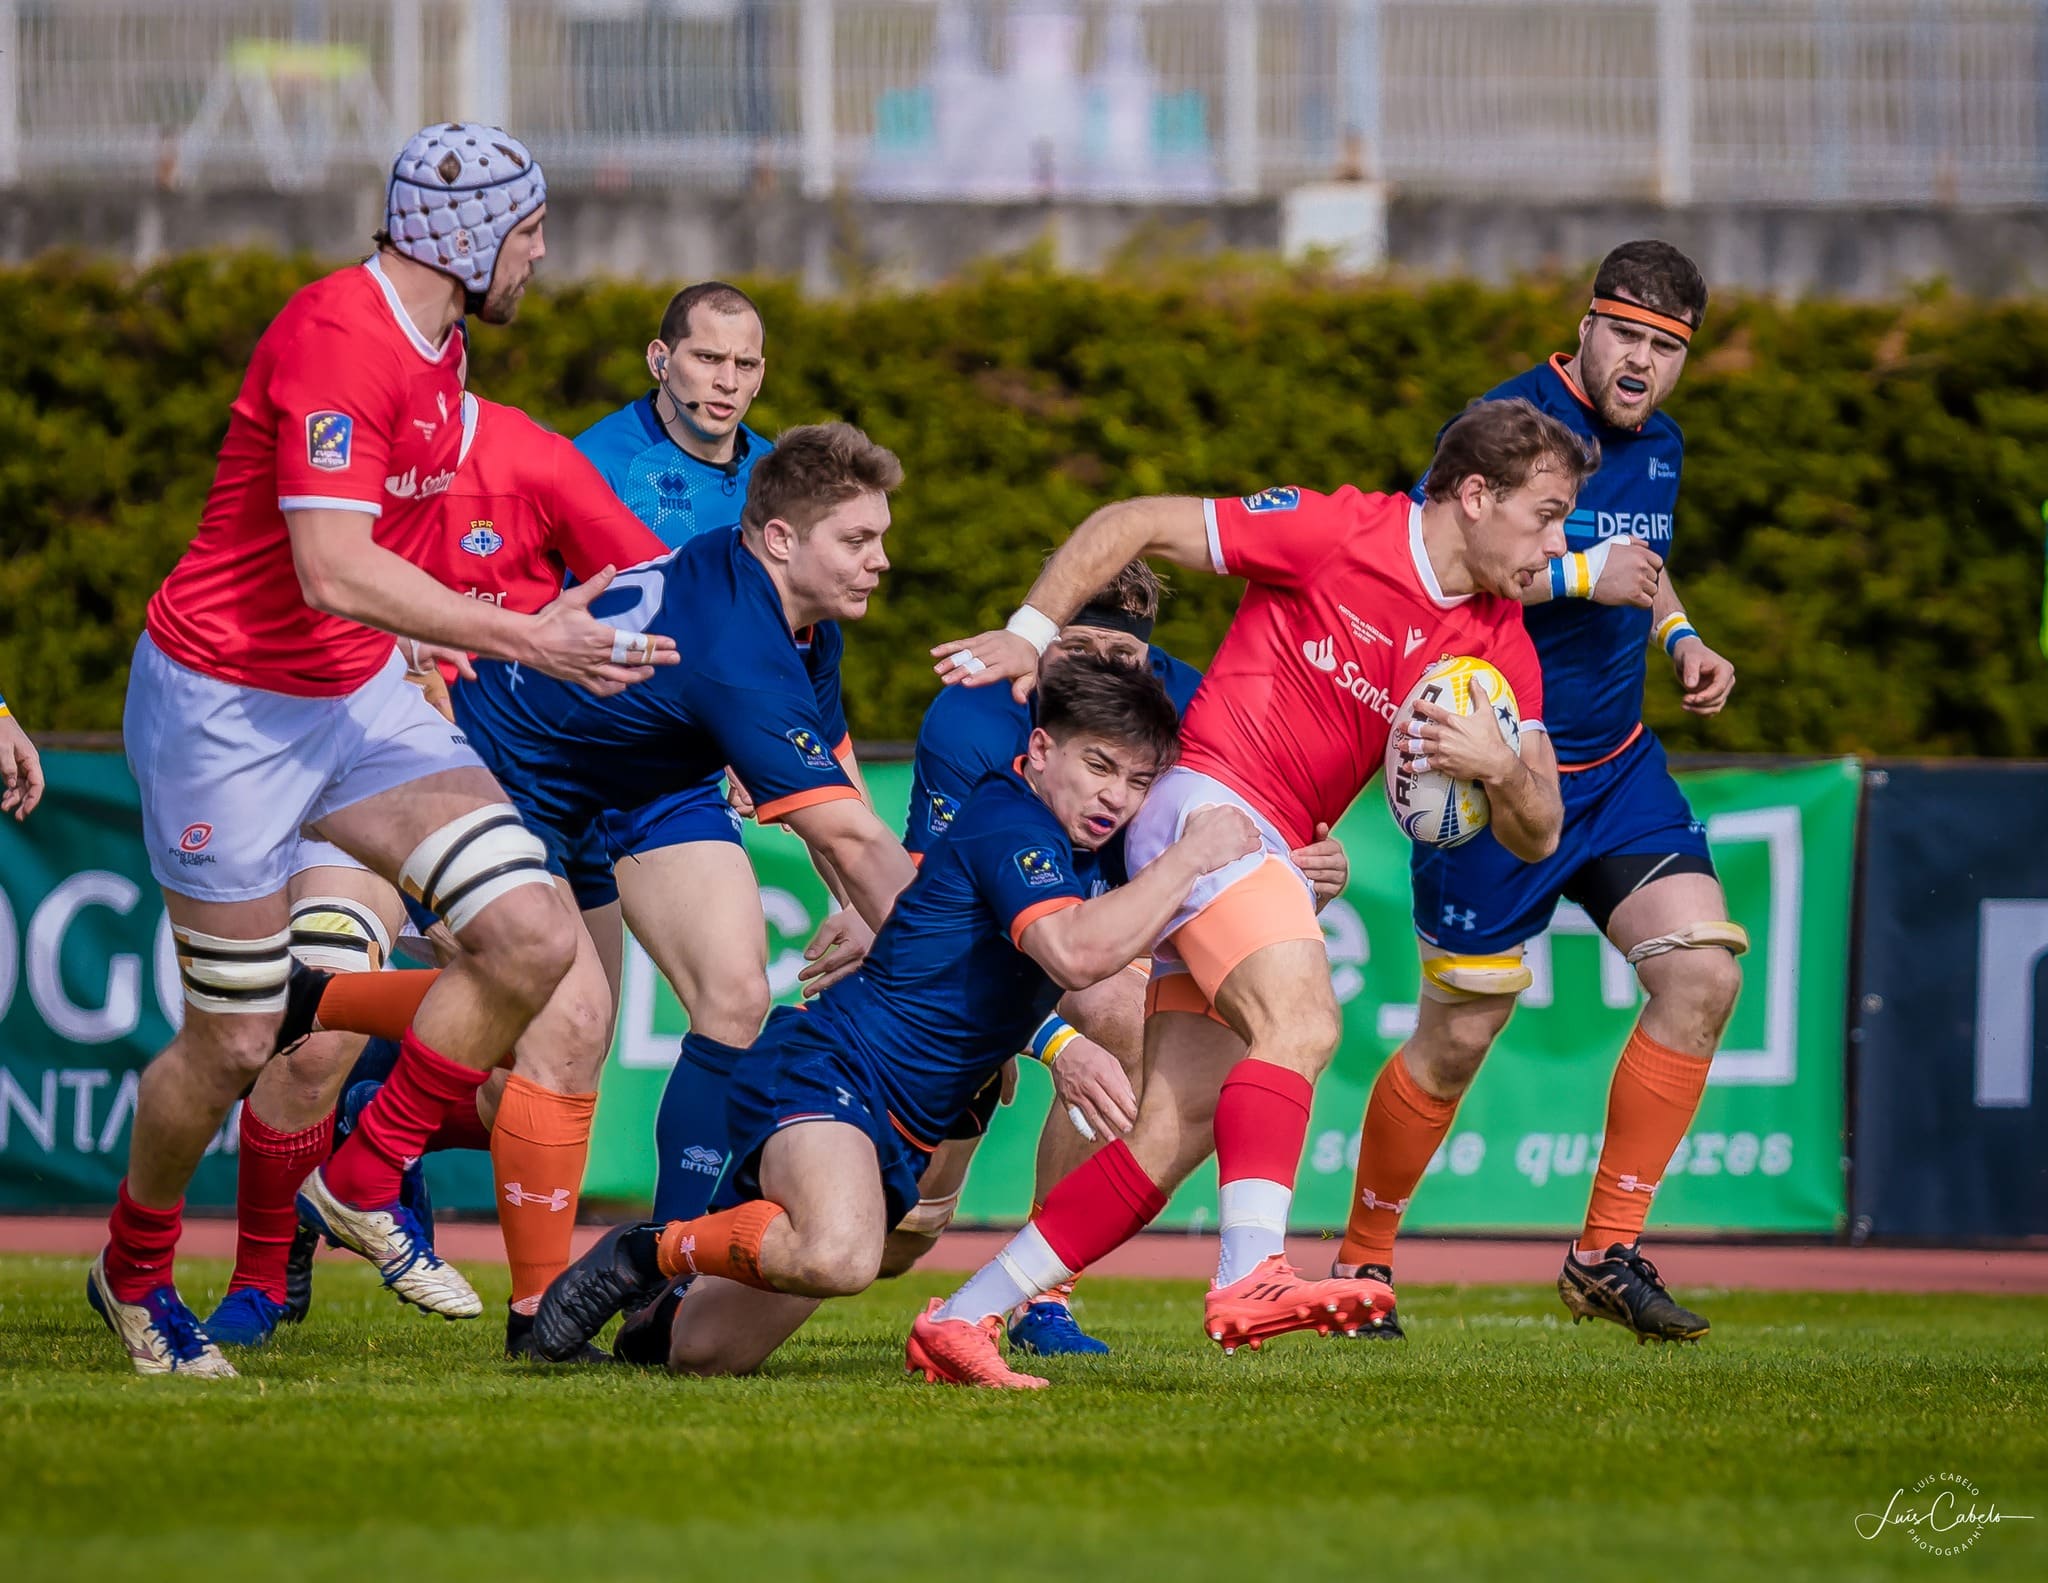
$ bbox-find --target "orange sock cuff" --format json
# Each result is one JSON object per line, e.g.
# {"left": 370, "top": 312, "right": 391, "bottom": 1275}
{"left": 494, "top": 1073, "right": 598, "bottom": 1141}
{"left": 657, "top": 1201, "right": 785, "bottom": 1290}
{"left": 316, "top": 969, "right": 441, "bottom": 1040}
{"left": 1617, "top": 1026, "right": 1713, "bottom": 1103}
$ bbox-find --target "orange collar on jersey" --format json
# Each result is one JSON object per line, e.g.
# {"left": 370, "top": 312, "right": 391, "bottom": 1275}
{"left": 1589, "top": 297, "right": 1696, "bottom": 345}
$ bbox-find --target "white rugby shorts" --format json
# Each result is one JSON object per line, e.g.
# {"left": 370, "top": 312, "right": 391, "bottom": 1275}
{"left": 1124, "top": 765, "right": 1315, "bottom": 977}
{"left": 125, "top": 633, "right": 483, "bottom": 902}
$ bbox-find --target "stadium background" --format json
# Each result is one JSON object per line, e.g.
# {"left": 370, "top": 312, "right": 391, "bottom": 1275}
{"left": 0, "top": 0, "right": 2043, "bottom": 1245}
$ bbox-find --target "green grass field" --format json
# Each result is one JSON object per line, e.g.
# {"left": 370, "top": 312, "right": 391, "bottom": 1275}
{"left": 3, "top": 1254, "right": 2044, "bottom": 1582}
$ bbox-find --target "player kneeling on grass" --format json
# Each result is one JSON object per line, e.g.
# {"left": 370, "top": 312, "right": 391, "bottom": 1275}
{"left": 532, "top": 655, "right": 1258, "bottom": 1382}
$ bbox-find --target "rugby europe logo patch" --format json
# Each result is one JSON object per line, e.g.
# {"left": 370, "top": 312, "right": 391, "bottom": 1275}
{"left": 1014, "top": 847, "right": 1064, "bottom": 888}
{"left": 926, "top": 792, "right": 961, "bottom": 837}
{"left": 1241, "top": 486, "right": 1299, "bottom": 513}
{"left": 306, "top": 412, "right": 353, "bottom": 472}
{"left": 786, "top": 728, "right": 834, "bottom": 770}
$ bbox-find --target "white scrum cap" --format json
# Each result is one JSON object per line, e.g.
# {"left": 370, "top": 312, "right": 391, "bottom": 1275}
{"left": 385, "top": 123, "right": 546, "bottom": 295}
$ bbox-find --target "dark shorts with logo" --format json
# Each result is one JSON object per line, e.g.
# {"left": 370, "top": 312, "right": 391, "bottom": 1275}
{"left": 1410, "top": 728, "right": 1714, "bottom": 956}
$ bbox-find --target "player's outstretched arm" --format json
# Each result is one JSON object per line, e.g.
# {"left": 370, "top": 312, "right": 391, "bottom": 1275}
{"left": 1521, "top": 536, "right": 1663, "bottom": 608}
{"left": 931, "top": 497, "right": 1211, "bottom": 702}
{"left": 287, "top": 509, "right": 677, "bottom": 697}
{"left": 1402, "top": 681, "right": 1563, "bottom": 863}
{"left": 1018, "top": 805, "right": 1259, "bottom": 990}
{"left": 780, "top": 796, "right": 918, "bottom": 936}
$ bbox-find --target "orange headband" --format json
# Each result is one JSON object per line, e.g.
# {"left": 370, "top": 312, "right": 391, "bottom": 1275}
{"left": 1589, "top": 297, "right": 1695, "bottom": 344}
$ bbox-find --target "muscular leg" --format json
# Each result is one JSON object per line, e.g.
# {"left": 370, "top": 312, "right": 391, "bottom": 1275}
{"left": 619, "top": 843, "right": 774, "bottom": 1220}
{"left": 1333, "top": 940, "right": 1519, "bottom": 1277}
{"left": 662, "top": 1121, "right": 887, "bottom": 1376}
{"left": 879, "top": 1135, "right": 978, "bottom": 1280}
{"left": 1580, "top": 872, "right": 1742, "bottom": 1253}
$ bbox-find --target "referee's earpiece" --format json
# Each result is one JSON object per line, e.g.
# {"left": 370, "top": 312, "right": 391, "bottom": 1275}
{"left": 655, "top": 354, "right": 669, "bottom": 378}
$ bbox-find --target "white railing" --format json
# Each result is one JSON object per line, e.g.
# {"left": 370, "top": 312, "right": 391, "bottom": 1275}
{"left": 3, "top": 0, "right": 2044, "bottom": 203}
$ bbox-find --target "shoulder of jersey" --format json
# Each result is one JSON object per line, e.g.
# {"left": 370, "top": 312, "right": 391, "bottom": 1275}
{"left": 952, "top": 764, "right": 1043, "bottom": 837}
{"left": 1644, "top": 408, "right": 1685, "bottom": 445}
{"left": 572, "top": 399, "right": 652, "bottom": 463}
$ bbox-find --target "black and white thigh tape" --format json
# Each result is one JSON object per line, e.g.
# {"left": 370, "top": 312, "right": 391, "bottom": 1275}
{"left": 399, "top": 803, "right": 553, "bottom": 934}
{"left": 173, "top": 925, "right": 293, "bottom": 1015}
{"left": 288, "top": 895, "right": 393, "bottom": 974}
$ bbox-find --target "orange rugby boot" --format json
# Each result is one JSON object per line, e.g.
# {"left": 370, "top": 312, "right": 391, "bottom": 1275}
{"left": 1203, "top": 1254, "right": 1397, "bottom": 1354}
{"left": 906, "top": 1298, "right": 1050, "bottom": 1390}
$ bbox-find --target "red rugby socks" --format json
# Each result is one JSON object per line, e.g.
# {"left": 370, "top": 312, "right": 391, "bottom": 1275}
{"left": 227, "top": 1107, "right": 334, "bottom": 1302}
{"left": 320, "top": 1028, "right": 488, "bottom": 1209}
{"left": 1212, "top": 1058, "right": 1312, "bottom": 1286}
{"left": 104, "top": 1182, "right": 183, "bottom": 1302}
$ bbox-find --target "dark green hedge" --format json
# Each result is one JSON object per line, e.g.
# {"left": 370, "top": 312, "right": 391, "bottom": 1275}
{"left": 4, "top": 252, "right": 2045, "bottom": 754}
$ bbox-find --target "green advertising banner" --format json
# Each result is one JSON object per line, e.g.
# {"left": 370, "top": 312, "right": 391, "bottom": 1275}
{"left": 2, "top": 752, "right": 1856, "bottom": 1236}
{"left": 586, "top": 756, "right": 1860, "bottom": 1235}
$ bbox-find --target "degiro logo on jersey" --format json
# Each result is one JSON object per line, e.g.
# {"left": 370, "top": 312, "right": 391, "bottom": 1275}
{"left": 1595, "top": 511, "right": 1674, "bottom": 543}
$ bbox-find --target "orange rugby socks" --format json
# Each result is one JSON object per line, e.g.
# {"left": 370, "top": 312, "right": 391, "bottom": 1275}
{"left": 1338, "top": 1049, "right": 1459, "bottom": 1271}
{"left": 316, "top": 969, "right": 440, "bottom": 1040}
{"left": 656, "top": 1201, "right": 786, "bottom": 1291}
{"left": 1580, "top": 1026, "right": 1712, "bottom": 1252}
{"left": 490, "top": 1074, "right": 597, "bottom": 1311}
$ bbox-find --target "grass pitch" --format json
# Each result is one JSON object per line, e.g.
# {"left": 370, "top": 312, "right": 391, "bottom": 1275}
{"left": 3, "top": 1254, "right": 2045, "bottom": 1582}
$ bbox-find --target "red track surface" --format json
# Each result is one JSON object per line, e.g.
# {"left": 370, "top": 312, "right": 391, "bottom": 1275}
{"left": 6, "top": 1216, "right": 2047, "bottom": 1294}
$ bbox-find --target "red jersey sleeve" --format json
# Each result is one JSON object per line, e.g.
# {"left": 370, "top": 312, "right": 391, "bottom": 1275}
{"left": 1202, "top": 487, "right": 1350, "bottom": 589}
{"left": 269, "top": 319, "right": 401, "bottom": 515}
{"left": 542, "top": 433, "right": 669, "bottom": 580}
{"left": 1489, "top": 610, "right": 1547, "bottom": 735}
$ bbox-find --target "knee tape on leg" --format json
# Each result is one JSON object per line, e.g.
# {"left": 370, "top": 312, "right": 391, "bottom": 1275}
{"left": 894, "top": 1190, "right": 962, "bottom": 1239}
{"left": 173, "top": 925, "right": 293, "bottom": 1015}
{"left": 288, "top": 895, "right": 392, "bottom": 974}
{"left": 1420, "top": 953, "right": 1533, "bottom": 1003}
{"left": 1624, "top": 921, "right": 1750, "bottom": 965}
{"left": 400, "top": 804, "right": 552, "bottom": 934}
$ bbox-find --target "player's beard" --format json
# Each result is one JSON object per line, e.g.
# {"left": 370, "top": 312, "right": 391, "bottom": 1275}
{"left": 473, "top": 273, "right": 528, "bottom": 326}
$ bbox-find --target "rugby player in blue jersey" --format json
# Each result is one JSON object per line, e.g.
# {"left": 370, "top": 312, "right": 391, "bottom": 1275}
{"left": 878, "top": 558, "right": 1350, "bottom": 1361}
{"left": 530, "top": 654, "right": 1260, "bottom": 1381}
{"left": 449, "top": 424, "right": 918, "bottom": 1237}
{"left": 1335, "top": 241, "right": 1742, "bottom": 1342}
{"left": 570, "top": 284, "right": 855, "bottom": 1232}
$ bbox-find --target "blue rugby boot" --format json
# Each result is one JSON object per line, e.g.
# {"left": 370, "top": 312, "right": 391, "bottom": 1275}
{"left": 203, "top": 1285, "right": 293, "bottom": 1349}
{"left": 1007, "top": 1286, "right": 1110, "bottom": 1357}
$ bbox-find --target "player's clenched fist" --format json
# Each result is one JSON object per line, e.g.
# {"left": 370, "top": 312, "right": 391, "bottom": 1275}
{"left": 1176, "top": 803, "right": 1262, "bottom": 873}
{"left": 523, "top": 565, "right": 681, "bottom": 697}
{"left": 1591, "top": 536, "right": 1664, "bottom": 607}
{"left": 1401, "top": 677, "right": 1521, "bottom": 785}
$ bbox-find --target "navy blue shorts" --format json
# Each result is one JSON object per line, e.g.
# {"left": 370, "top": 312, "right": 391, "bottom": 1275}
{"left": 1410, "top": 728, "right": 1713, "bottom": 956}
{"left": 712, "top": 1007, "right": 932, "bottom": 1229}
{"left": 594, "top": 780, "right": 743, "bottom": 878}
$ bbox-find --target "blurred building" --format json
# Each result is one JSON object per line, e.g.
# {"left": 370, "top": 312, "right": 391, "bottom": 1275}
{"left": 2, "top": 0, "right": 2046, "bottom": 292}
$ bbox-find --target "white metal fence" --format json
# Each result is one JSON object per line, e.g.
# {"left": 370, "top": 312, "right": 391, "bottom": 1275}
{"left": 2, "top": 0, "right": 2044, "bottom": 202}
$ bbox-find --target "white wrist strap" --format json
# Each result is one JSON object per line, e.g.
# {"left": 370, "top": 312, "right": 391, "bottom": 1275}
{"left": 1005, "top": 605, "right": 1060, "bottom": 655}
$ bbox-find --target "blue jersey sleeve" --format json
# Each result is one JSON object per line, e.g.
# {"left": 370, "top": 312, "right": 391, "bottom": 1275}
{"left": 691, "top": 663, "right": 857, "bottom": 824}
{"left": 954, "top": 794, "right": 1087, "bottom": 949}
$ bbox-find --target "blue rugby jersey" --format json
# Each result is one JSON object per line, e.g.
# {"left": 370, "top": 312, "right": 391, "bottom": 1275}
{"left": 810, "top": 762, "right": 1124, "bottom": 1144}
{"left": 454, "top": 529, "right": 853, "bottom": 833}
{"left": 574, "top": 394, "right": 766, "bottom": 550}
{"left": 1415, "top": 354, "right": 1684, "bottom": 764}
{"left": 903, "top": 647, "right": 1203, "bottom": 857}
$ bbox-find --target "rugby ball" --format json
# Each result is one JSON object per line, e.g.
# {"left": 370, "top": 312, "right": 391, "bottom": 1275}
{"left": 1384, "top": 657, "right": 1522, "bottom": 848}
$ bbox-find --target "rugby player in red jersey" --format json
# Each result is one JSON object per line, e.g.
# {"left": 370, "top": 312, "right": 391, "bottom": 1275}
{"left": 908, "top": 398, "right": 1590, "bottom": 1384}
{"left": 205, "top": 391, "right": 671, "bottom": 1355}
{"left": 94, "top": 125, "right": 677, "bottom": 1378}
